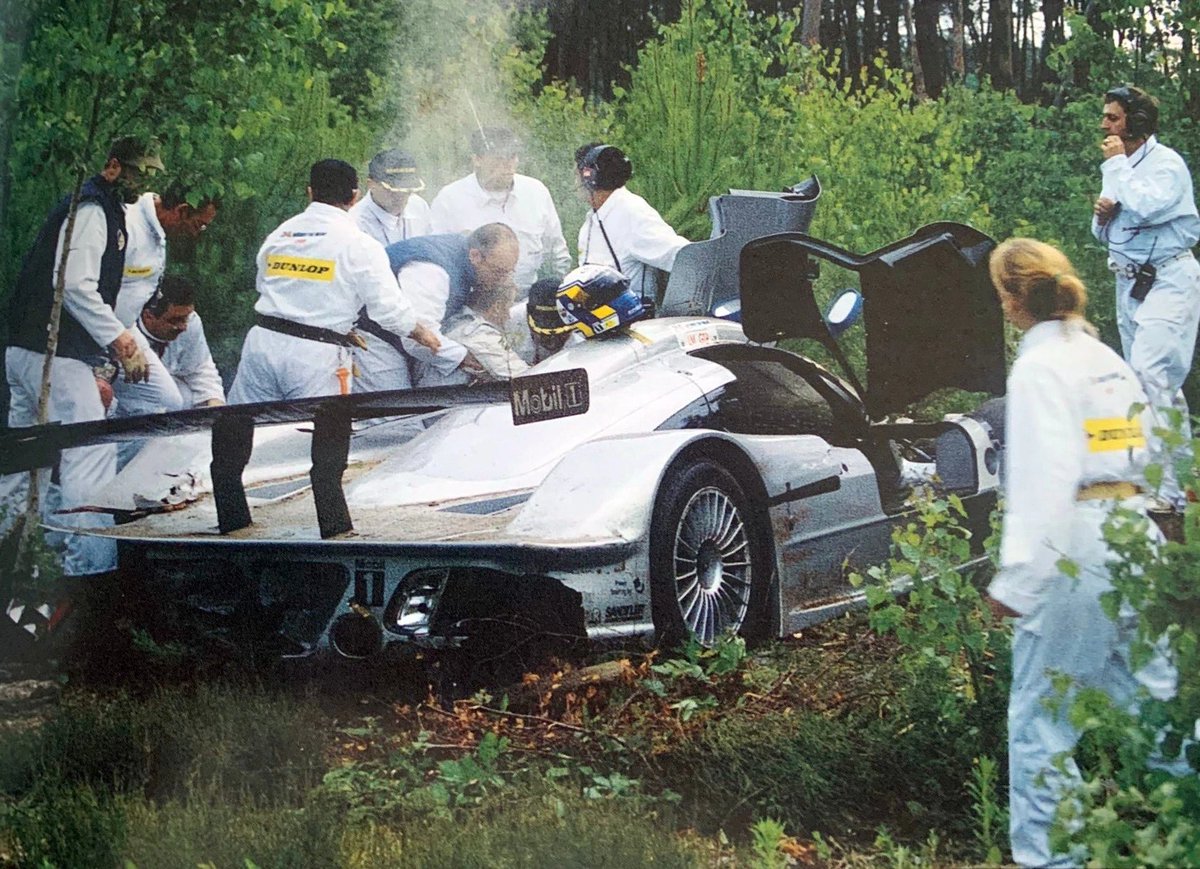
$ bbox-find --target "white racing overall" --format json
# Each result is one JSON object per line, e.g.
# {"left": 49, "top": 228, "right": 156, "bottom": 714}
{"left": 1093, "top": 135, "right": 1200, "bottom": 508}
{"left": 990, "top": 318, "right": 1186, "bottom": 867}
{"left": 228, "top": 202, "right": 418, "bottom": 403}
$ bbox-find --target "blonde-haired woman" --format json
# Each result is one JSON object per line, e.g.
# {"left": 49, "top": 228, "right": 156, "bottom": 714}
{"left": 987, "top": 238, "right": 1183, "bottom": 867}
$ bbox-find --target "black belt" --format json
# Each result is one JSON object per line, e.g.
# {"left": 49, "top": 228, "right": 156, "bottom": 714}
{"left": 355, "top": 314, "right": 408, "bottom": 355}
{"left": 255, "top": 314, "right": 355, "bottom": 348}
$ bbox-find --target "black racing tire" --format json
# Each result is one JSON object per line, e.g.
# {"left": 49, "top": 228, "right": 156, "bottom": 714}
{"left": 649, "top": 458, "right": 769, "bottom": 648}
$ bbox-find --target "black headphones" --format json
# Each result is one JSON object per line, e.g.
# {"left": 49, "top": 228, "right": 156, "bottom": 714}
{"left": 579, "top": 145, "right": 633, "bottom": 192}
{"left": 1106, "top": 85, "right": 1158, "bottom": 140}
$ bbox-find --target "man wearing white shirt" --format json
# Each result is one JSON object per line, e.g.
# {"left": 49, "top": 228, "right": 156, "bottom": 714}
{"left": 1092, "top": 85, "right": 1200, "bottom": 515}
{"left": 114, "top": 275, "right": 225, "bottom": 415}
{"left": 350, "top": 149, "right": 434, "bottom": 392}
{"left": 429, "top": 127, "right": 570, "bottom": 297}
{"left": 116, "top": 185, "right": 219, "bottom": 325}
{"left": 350, "top": 148, "right": 432, "bottom": 246}
{"left": 574, "top": 143, "right": 689, "bottom": 303}
{"left": 3, "top": 136, "right": 162, "bottom": 578}
{"left": 227, "top": 159, "right": 440, "bottom": 404}
{"left": 114, "top": 185, "right": 219, "bottom": 412}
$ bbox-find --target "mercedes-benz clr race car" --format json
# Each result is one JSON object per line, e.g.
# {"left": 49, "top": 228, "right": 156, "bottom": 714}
{"left": 3, "top": 180, "right": 1007, "bottom": 659}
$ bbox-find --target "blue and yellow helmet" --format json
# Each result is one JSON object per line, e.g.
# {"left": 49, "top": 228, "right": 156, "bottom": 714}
{"left": 555, "top": 264, "right": 647, "bottom": 338}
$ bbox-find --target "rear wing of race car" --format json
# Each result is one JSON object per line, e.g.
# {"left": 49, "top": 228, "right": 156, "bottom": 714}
{"left": 0, "top": 369, "right": 589, "bottom": 539}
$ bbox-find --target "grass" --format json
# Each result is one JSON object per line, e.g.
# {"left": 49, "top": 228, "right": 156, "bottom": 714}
{"left": 0, "top": 617, "right": 1006, "bottom": 868}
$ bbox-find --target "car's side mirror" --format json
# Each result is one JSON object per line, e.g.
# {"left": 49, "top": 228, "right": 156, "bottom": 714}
{"left": 824, "top": 288, "right": 862, "bottom": 338}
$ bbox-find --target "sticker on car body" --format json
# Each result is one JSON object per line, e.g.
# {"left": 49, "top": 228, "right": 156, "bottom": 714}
{"left": 604, "top": 603, "right": 646, "bottom": 622}
{"left": 677, "top": 322, "right": 720, "bottom": 350}
{"left": 510, "top": 368, "right": 590, "bottom": 426}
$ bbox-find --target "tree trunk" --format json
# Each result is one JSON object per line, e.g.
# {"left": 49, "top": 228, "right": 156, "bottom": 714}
{"left": 1070, "top": 0, "right": 1100, "bottom": 93}
{"left": 903, "top": 0, "right": 927, "bottom": 98}
{"left": 801, "top": 0, "right": 822, "bottom": 46}
{"left": 879, "top": 0, "right": 902, "bottom": 67}
{"left": 1035, "top": 0, "right": 1064, "bottom": 99}
{"left": 843, "top": 0, "right": 862, "bottom": 77}
{"left": 862, "top": 0, "right": 878, "bottom": 70}
{"left": 1184, "top": 30, "right": 1200, "bottom": 119}
{"left": 990, "top": 0, "right": 1014, "bottom": 90}
{"left": 949, "top": 0, "right": 965, "bottom": 81}
{"left": 913, "top": 0, "right": 944, "bottom": 98}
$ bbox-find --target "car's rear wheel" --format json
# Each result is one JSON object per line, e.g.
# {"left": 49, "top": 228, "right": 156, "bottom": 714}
{"left": 649, "top": 458, "right": 767, "bottom": 647}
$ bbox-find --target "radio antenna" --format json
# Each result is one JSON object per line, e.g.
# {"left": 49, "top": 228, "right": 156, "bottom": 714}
{"left": 464, "top": 92, "right": 492, "bottom": 152}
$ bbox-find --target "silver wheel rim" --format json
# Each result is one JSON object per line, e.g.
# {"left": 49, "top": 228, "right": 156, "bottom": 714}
{"left": 672, "top": 485, "right": 752, "bottom": 645}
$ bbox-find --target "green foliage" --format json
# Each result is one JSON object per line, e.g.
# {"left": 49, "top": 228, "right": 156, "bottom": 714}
{"left": 0, "top": 504, "right": 63, "bottom": 604}
{"left": 338, "top": 783, "right": 704, "bottom": 868}
{"left": 871, "top": 827, "right": 944, "bottom": 868}
{"left": 666, "top": 692, "right": 885, "bottom": 828}
{"left": 749, "top": 817, "right": 789, "bottom": 869}
{"left": 2, "top": 683, "right": 328, "bottom": 804}
{"left": 966, "top": 755, "right": 1007, "bottom": 865}
{"left": 849, "top": 491, "right": 1011, "bottom": 854}
{"left": 121, "top": 795, "right": 344, "bottom": 869}
{"left": 1044, "top": 438, "right": 1200, "bottom": 863}
{"left": 614, "top": 2, "right": 989, "bottom": 246}
{"left": 1, "top": 781, "right": 127, "bottom": 869}
{"left": 853, "top": 492, "right": 1005, "bottom": 714}
{"left": 652, "top": 631, "right": 749, "bottom": 683}
{"left": 319, "top": 728, "right": 516, "bottom": 824}
{"left": 650, "top": 632, "right": 748, "bottom": 721}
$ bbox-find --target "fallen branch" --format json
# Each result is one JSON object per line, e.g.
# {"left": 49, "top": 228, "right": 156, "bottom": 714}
{"left": 466, "top": 702, "right": 632, "bottom": 750}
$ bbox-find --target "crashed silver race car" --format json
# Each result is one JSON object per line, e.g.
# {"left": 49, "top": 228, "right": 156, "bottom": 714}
{"left": 3, "top": 181, "right": 1006, "bottom": 659}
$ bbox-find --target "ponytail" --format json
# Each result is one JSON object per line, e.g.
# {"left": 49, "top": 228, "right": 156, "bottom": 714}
{"left": 990, "top": 238, "right": 1090, "bottom": 324}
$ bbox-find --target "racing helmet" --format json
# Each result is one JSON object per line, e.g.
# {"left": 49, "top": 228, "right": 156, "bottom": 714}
{"left": 555, "top": 264, "right": 648, "bottom": 338}
{"left": 527, "top": 277, "right": 577, "bottom": 337}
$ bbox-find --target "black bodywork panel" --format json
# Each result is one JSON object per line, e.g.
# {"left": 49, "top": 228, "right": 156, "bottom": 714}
{"left": 739, "top": 222, "right": 1005, "bottom": 418}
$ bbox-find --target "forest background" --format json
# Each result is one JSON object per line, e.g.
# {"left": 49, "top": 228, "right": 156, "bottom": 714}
{"left": 0, "top": 0, "right": 1198, "bottom": 404}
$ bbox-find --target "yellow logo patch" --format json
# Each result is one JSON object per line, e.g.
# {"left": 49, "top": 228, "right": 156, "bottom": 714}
{"left": 1085, "top": 417, "right": 1146, "bottom": 452}
{"left": 266, "top": 255, "right": 335, "bottom": 282}
{"left": 123, "top": 265, "right": 154, "bottom": 278}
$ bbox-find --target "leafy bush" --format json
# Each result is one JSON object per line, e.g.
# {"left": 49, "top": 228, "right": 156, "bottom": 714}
{"left": 0, "top": 781, "right": 127, "bottom": 869}
{"left": 1044, "top": 449, "right": 1200, "bottom": 864}
{"left": 851, "top": 492, "right": 1011, "bottom": 858}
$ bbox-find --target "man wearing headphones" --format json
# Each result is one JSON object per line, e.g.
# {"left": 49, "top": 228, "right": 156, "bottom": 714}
{"left": 574, "top": 143, "right": 689, "bottom": 304}
{"left": 1093, "top": 86, "right": 1200, "bottom": 515}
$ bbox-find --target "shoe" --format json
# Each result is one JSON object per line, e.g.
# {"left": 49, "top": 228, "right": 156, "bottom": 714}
{"left": 1146, "top": 495, "right": 1175, "bottom": 513}
{"left": 1147, "top": 503, "right": 1185, "bottom": 544}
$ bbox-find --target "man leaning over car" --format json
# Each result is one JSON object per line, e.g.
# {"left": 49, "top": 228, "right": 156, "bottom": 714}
{"left": 227, "top": 159, "right": 441, "bottom": 404}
